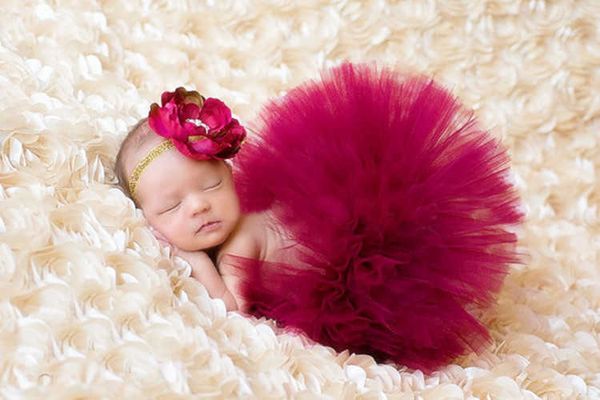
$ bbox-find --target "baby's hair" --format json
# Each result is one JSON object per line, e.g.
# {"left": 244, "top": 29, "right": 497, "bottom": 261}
{"left": 115, "top": 117, "right": 153, "bottom": 201}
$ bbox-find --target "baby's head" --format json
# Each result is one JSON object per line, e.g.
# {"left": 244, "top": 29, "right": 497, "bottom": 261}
{"left": 115, "top": 88, "right": 246, "bottom": 252}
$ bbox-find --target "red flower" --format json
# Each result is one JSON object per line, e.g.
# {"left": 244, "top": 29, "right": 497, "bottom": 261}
{"left": 148, "top": 87, "right": 246, "bottom": 160}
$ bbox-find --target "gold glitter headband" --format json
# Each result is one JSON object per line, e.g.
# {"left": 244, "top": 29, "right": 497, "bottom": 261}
{"left": 128, "top": 140, "right": 174, "bottom": 198}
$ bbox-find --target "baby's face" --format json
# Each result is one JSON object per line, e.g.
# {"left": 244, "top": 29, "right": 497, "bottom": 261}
{"left": 131, "top": 142, "right": 241, "bottom": 251}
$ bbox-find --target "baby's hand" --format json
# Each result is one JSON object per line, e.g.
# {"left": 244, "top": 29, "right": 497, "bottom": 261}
{"left": 171, "top": 246, "right": 212, "bottom": 268}
{"left": 149, "top": 226, "right": 209, "bottom": 265}
{"left": 149, "top": 226, "right": 237, "bottom": 310}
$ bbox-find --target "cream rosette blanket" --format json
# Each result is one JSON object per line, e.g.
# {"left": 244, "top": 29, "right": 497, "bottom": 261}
{"left": 1, "top": 1, "right": 599, "bottom": 399}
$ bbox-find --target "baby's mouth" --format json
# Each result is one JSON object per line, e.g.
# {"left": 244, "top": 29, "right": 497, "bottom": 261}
{"left": 196, "top": 220, "right": 222, "bottom": 233}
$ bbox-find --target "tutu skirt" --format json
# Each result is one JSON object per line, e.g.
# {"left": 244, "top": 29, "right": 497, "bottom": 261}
{"left": 232, "top": 63, "right": 523, "bottom": 372}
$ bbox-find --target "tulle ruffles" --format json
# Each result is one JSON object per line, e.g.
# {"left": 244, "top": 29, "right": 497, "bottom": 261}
{"left": 232, "top": 63, "right": 523, "bottom": 372}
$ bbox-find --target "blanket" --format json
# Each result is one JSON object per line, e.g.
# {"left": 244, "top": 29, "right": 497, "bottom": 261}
{"left": 1, "top": 0, "right": 598, "bottom": 398}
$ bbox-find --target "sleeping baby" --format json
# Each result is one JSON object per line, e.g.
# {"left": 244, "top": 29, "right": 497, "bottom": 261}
{"left": 114, "top": 63, "right": 523, "bottom": 372}
{"left": 115, "top": 88, "right": 295, "bottom": 313}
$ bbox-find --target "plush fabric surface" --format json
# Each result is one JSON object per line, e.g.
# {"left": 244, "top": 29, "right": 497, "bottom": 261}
{"left": 1, "top": 1, "right": 598, "bottom": 398}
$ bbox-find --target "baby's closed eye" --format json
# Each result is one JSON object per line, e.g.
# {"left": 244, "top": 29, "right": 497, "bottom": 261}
{"left": 160, "top": 202, "right": 181, "bottom": 214}
{"left": 202, "top": 179, "right": 222, "bottom": 191}
{"left": 156, "top": 179, "right": 222, "bottom": 215}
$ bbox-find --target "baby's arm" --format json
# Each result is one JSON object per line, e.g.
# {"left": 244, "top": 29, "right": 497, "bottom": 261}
{"left": 216, "top": 238, "right": 259, "bottom": 313}
{"left": 174, "top": 248, "right": 238, "bottom": 311}
{"left": 218, "top": 260, "right": 247, "bottom": 312}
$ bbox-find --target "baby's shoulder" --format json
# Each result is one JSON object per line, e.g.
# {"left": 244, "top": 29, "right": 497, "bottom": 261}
{"left": 217, "top": 213, "right": 264, "bottom": 263}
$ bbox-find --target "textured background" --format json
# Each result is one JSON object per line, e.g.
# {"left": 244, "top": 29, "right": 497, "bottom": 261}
{"left": 0, "top": 0, "right": 599, "bottom": 398}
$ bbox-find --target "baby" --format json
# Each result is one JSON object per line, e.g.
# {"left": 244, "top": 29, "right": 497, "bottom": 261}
{"left": 115, "top": 88, "right": 289, "bottom": 312}
{"left": 114, "top": 64, "right": 523, "bottom": 372}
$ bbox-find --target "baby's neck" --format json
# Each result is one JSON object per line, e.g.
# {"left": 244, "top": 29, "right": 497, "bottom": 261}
{"left": 205, "top": 245, "right": 221, "bottom": 264}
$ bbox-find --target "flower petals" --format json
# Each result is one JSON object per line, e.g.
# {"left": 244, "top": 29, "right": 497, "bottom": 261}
{"left": 200, "top": 98, "right": 232, "bottom": 131}
{"left": 147, "top": 88, "right": 246, "bottom": 161}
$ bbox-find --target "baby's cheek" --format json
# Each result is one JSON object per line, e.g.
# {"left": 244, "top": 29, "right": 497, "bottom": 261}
{"left": 150, "top": 217, "right": 178, "bottom": 245}
{"left": 165, "top": 224, "right": 184, "bottom": 245}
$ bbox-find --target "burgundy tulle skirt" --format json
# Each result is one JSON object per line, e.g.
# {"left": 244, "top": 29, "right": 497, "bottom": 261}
{"left": 232, "top": 63, "right": 523, "bottom": 372}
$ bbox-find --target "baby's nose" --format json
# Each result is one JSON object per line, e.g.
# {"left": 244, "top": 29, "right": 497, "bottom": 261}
{"left": 188, "top": 194, "right": 210, "bottom": 215}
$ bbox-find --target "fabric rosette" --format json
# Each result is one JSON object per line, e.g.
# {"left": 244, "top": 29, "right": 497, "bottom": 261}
{"left": 148, "top": 87, "right": 246, "bottom": 160}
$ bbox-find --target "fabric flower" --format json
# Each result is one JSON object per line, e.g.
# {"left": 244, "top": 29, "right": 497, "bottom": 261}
{"left": 148, "top": 87, "right": 246, "bottom": 160}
